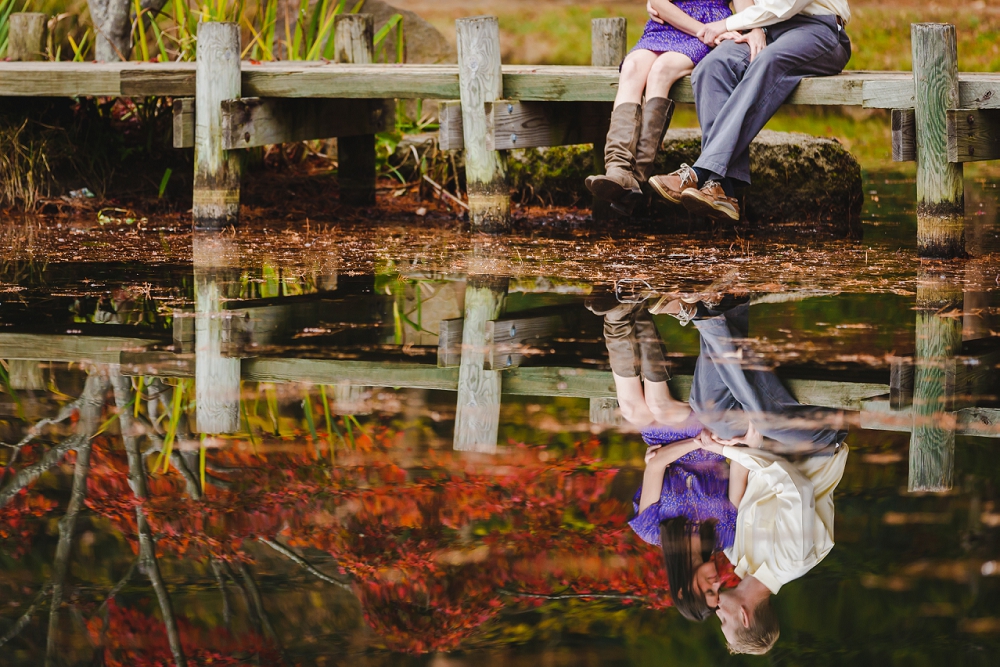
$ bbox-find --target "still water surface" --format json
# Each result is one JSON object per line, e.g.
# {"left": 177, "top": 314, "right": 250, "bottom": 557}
{"left": 0, "top": 173, "right": 999, "bottom": 666}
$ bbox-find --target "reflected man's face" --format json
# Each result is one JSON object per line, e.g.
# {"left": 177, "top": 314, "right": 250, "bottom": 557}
{"left": 715, "top": 589, "right": 746, "bottom": 644}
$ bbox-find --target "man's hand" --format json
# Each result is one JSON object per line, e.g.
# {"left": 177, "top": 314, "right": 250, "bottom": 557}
{"left": 733, "top": 28, "right": 767, "bottom": 61}
{"left": 697, "top": 19, "right": 729, "bottom": 46}
{"left": 713, "top": 31, "right": 744, "bottom": 44}
{"left": 697, "top": 430, "right": 726, "bottom": 456}
{"left": 647, "top": 1, "right": 664, "bottom": 24}
{"left": 710, "top": 422, "right": 764, "bottom": 449}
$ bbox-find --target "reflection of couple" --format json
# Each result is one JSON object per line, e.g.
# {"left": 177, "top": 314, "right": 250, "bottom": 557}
{"left": 587, "top": 0, "right": 852, "bottom": 219}
{"left": 590, "top": 292, "right": 848, "bottom": 654}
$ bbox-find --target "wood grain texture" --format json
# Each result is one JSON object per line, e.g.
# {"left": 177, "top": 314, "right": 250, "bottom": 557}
{"left": 193, "top": 235, "right": 241, "bottom": 434}
{"left": 120, "top": 62, "right": 197, "bottom": 96}
{"left": 8, "top": 13, "right": 47, "bottom": 62}
{"left": 889, "top": 352, "right": 915, "bottom": 409}
{"left": 175, "top": 97, "right": 394, "bottom": 149}
{"left": 909, "top": 275, "right": 964, "bottom": 492}
{"left": 245, "top": 358, "right": 460, "bottom": 389}
{"left": 912, "top": 23, "right": 965, "bottom": 258}
{"left": 437, "top": 317, "right": 464, "bottom": 367}
{"left": 173, "top": 98, "right": 195, "bottom": 149}
{"left": 439, "top": 100, "right": 612, "bottom": 150}
{"left": 457, "top": 17, "right": 510, "bottom": 232}
{"left": 589, "top": 397, "right": 622, "bottom": 426}
{"left": 485, "top": 309, "right": 571, "bottom": 370}
{"left": 892, "top": 108, "right": 916, "bottom": 162}
{"left": 591, "top": 18, "right": 627, "bottom": 68}
{"left": 947, "top": 108, "right": 1000, "bottom": 163}
{"left": 0, "top": 334, "right": 154, "bottom": 363}
{"left": 194, "top": 22, "right": 242, "bottom": 228}
{"left": 5, "top": 359, "right": 46, "bottom": 390}
{"left": 241, "top": 63, "right": 461, "bottom": 99}
{"left": 453, "top": 276, "right": 508, "bottom": 453}
{"left": 335, "top": 14, "right": 378, "bottom": 207}
{"left": 861, "top": 397, "right": 1000, "bottom": 438}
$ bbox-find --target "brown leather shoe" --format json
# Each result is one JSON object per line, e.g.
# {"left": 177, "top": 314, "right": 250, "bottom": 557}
{"left": 648, "top": 163, "right": 698, "bottom": 205}
{"left": 680, "top": 180, "right": 741, "bottom": 222}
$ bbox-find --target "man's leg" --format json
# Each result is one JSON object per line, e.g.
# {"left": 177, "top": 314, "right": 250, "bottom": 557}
{"left": 693, "top": 305, "right": 847, "bottom": 451}
{"left": 695, "top": 16, "right": 851, "bottom": 183}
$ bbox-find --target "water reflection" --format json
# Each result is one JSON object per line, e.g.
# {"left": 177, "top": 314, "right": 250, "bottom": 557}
{"left": 0, "top": 226, "right": 998, "bottom": 665}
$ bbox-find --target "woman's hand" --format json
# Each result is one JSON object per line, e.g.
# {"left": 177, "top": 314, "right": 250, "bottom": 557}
{"left": 645, "top": 445, "right": 663, "bottom": 465}
{"left": 732, "top": 28, "right": 767, "bottom": 61}
{"left": 697, "top": 431, "right": 726, "bottom": 456}
{"left": 697, "top": 19, "right": 729, "bottom": 46}
{"left": 647, "top": 1, "right": 664, "bottom": 24}
{"left": 710, "top": 422, "right": 764, "bottom": 449}
{"left": 645, "top": 439, "right": 699, "bottom": 469}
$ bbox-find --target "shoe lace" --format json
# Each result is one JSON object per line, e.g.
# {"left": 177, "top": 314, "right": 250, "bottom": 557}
{"left": 702, "top": 179, "right": 721, "bottom": 190}
{"left": 678, "top": 163, "right": 696, "bottom": 183}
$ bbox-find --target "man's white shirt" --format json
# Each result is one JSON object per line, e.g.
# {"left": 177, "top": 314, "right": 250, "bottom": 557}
{"left": 722, "top": 445, "right": 849, "bottom": 594}
{"left": 725, "top": 0, "right": 851, "bottom": 32}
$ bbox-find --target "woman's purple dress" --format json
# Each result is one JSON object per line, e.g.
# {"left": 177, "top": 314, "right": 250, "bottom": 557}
{"left": 630, "top": 416, "right": 736, "bottom": 549}
{"left": 631, "top": 0, "right": 733, "bottom": 66}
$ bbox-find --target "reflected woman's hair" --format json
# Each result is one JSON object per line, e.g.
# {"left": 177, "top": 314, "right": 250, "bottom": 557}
{"left": 661, "top": 517, "right": 716, "bottom": 622}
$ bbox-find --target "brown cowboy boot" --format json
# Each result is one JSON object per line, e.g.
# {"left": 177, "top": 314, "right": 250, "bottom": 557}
{"left": 586, "top": 103, "right": 643, "bottom": 206}
{"left": 611, "top": 97, "right": 676, "bottom": 215}
{"left": 634, "top": 98, "right": 675, "bottom": 184}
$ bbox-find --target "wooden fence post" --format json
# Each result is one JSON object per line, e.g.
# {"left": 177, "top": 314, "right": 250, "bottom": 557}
{"left": 335, "top": 14, "right": 377, "bottom": 206}
{"left": 8, "top": 12, "right": 48, "bottom": 61}
{"left": 591, "top": 18, "right": 627, "bottom": 223}
{"left": 193, "top": 22, "right": 241, "bottom": 230}
{"left": 193, "top": 233, "right": 241, "bottom": 434}
{"left": 912, "top": 23, "right": 965, "bottom": 258}
{"left": 456, "top": 16, "right": 510, "bottom": 232}
{"left": 908, "top": 273, "right": 963, "bottom": 492}
{"left": 454, "top": 275, "right": 508, "bottom": 452}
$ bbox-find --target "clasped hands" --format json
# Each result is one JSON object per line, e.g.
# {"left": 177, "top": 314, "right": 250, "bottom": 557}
{"left": 645, "top": 2, "right": 767, "bottom": 61}
{"left": 644, "top": 423, "right": 763, "bottom": 466}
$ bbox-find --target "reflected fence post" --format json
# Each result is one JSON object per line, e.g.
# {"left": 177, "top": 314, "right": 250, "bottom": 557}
{"left": 193, "top": 233, "right": 241, "bottom": 435}
{"left": 453, "top": 275, "right": 508, "bottom": 453}
{"left": 909, "top": 272, "right": 963, "bottom": 493}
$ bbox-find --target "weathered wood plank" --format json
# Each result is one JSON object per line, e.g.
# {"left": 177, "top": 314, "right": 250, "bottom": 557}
{"left": 0, "top": 62, "right": 123, "bottom": 96}
{"left": 913, "top": 24, "right": 965, "bottom": 258}
{"left": 244, "top": 358, "right": 460, "bottom": 390}
{"left": 0, "top": 334, "right": 154, "bottom": 363}
{"left": 454, "top": 276, "right": 508, "bottom": 453}
{"left": 457, "top": 17, "right": 510, "bottom": 232}
{"left": 437, "top": 317, "right": 464, "bottom": 368}
{"left": 947, "top": 108, "right": 1000, "bottom": 163}
{"left": 336, "top": 13, "right": 379, "bottom": 207}
{"left": 909, "top": 275, "right": 964, "bottom": 492}
{"left": 8, "top": 13, "right": 47, "bottom": 62}
{"left": 485, "top": 310, "right": 570, "bottom": 371}
{"left": 860, "top": 397, "right": 1000, "bottom": 438}
{"left": 219, "top": 97, "right": 393, "bottom": 149}
{"left": 892, "top": 108, "right": 916, "bottom": 162}
{"left": 890, "top": 353, "right": 914, "bottom": 408}
{"left": 440, "top": 100, "right": 613, "bottom": 151}
{"left": 241, "top": 63, "right": 462, "bottom": 99}
{"left": 589, "top": 396, "right": 622, "bottom": 426}
{"left": 193, "top": 22, "right": 241, "bottom": 229}
{"left": 120, "top": 63, "right": 198, "bottom": 97}
{"left": 173, "top": 98, "right": 195, "bottom": 149}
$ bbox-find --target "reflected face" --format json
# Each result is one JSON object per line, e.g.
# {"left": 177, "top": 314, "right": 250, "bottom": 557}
{"left": 692, "top": 559, "right": 722, "bottom": 610}
{"left": 715, "top": 590, "right": 744, "bottom": 645}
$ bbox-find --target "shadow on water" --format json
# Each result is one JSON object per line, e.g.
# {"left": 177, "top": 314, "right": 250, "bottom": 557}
{"left": 0, "top": 171, "right": 998, "bottom": 666}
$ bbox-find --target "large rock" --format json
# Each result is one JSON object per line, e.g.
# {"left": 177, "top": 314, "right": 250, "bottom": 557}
{"left": 362, "top": 1, "right": 456, "bottom": 64}
{"left": 395, "top": 129, "right": 864, "bottom": 237}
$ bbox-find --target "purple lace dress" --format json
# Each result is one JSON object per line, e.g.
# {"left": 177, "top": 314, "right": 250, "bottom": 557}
{"left": 631, "top": 0, "right": 733, "bottom": 66}
{"left": 629, "top": 416, "right": 737, "bottom": 549}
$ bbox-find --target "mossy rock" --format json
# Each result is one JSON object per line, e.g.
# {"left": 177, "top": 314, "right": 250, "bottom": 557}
{"left": 395, "top": 129, "right": 863, "bottom": 237}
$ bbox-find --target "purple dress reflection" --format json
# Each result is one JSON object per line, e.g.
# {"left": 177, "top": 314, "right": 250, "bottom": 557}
{"left": 628, "top": 416, "right": 737, "bottom": 549}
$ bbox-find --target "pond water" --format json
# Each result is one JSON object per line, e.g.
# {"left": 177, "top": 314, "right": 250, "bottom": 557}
{"left": 1, "top": 171, "right": 999, "bottom": 666}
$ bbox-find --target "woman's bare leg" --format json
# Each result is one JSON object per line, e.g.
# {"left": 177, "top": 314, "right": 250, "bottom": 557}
{"left": 645, "top": 51, "right": 695, "bottom": 100}
{"left": 615, "top": 50, "right": 658, "bottom": 107}
{"left": 645, "top": 380, "right": 693, "bottom": 424}
{"left": 614, "top": 374, "right": 656, "bottom": 428}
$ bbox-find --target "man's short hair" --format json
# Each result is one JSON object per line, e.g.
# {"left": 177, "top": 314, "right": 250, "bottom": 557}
{"left": 728, "top": 596, "right": 779, "bottom": 655}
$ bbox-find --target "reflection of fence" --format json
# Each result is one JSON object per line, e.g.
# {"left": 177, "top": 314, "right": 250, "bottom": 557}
{"left": 2, "top": 15, "right": 998, "bottom": 254}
